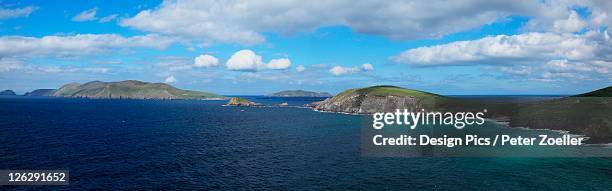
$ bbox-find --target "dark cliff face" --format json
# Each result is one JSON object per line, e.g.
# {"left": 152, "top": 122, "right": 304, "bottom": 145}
{"left": 0, "top": 89, "right": 16, "bottom": 96}
{"left": 307, "top": 86, "right": 447, "bottom": 114}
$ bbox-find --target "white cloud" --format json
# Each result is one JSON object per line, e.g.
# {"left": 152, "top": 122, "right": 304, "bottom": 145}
{"left": 226, "top": 50, "right": 263, "bottom": 71}
{"left": 267, "top": 58, "right": 291, "bottom": 70}
{"left": 193, "top": 54, "right": 219, "bottom": 68}
{"left": 0, "top": 58, "right": 112, "bottom": 74}
{"left": 0, "top": 58, "right": 25, "bottom": 72}
{"left": 329, "top": 63, "right": 374, "bottom": 76}
{"left": 72, "top": 8, "right": 119, "bottom": 23}
{"left": 72, "top": 8, "right": 97, "bottom": 22}
{"left": 552, "top": 11, "right": 587, "bottom": 33}
{"left": 296, "top": 65, "right": 306, "bottom": 72}
{"left": 0, "top": 6, "right": 37, "bottom": 20}
{"left": 226, "top": 49, "right": 291, "bottom": 71}
{"left": 498, "top": 59, "right": 610, "bottom": 82}
{"left": 392, "top": 32, "right": 603, "bottom": 66}
{"left": 99, "top": 14, "right": 118, "bottom": 23}
{"left": 0, "top": 34, "right": 175, "bottom": 57}
{"left": 164, "top": 75, "right": 177, "bottom": 83}
{"left": 120, "top": 0, "right": 568, "bottom": 44}
{"left": 361, "top": 63, "right": 374, "bottom": 71}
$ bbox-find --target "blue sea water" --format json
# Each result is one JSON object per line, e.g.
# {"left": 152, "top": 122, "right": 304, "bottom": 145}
{"left": 0, "top": 96, "right": 611, "bottom": 190}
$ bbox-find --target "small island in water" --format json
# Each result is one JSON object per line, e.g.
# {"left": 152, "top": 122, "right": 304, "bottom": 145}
{"left": 268, "top": 90, "right": 332, "bottom": 97}
{"left": 21, "top": 80, "right": 225, "bottom": 100}
{"left": 225, "top": 97, "right": 263, "bottom": 106}
{"left": 0, "top": 89, "right": 16, "bottom": 96}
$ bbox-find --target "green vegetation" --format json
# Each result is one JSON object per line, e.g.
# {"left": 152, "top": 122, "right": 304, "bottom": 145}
{"left": 333, "top": 85, "right": 451, "bottom": 108}
{"left": 227, "top": 97, "right": 251, "bottom": 104}
{"left": 226, "top": 97, "right": 262, "bottom": 106}
{"left": 355, "top": 85, "right": 441, "bottom": 97}
{"left": 52, "top": 80, "right": 224, "bottom": 99}
{"left": 574, "top": 86, "right": 612, "bottom": 97}
{"left": 24, "top": 89, "right": 56, "bottom": 96}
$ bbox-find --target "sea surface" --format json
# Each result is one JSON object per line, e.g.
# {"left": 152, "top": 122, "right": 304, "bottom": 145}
{"left": 0, "top": 96, "right": 610, "bottom": 190}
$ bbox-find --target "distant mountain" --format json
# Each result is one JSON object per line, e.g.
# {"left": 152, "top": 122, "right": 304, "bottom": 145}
{"left": 268, "top": 90, "right": 332, "bottom": 97}
{"left": 0, "top": 89, "right": 16, "bottom": 96}
{"left": 24, "top": 89, "right": 56, "bottom": 96}
{"left": 307, "top": 85, "right": 448, "bottom": 114}
{"left": 52, "top": 80, "right": 225, "bottom": 100}
{"left": 574, "top": 86, "right": 612, "bottom": 97}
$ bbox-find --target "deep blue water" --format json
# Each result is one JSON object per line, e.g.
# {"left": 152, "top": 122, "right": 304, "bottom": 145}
{"left": 0, "top": 96, "right": 611, "bottom": 190}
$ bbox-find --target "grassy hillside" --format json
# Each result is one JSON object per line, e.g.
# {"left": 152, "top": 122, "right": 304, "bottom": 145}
{"left": 53, "top": 80, "right": 224, "bottom": 99}
{"left": 332, "top": 85, "right": 450, "bottom": 108}
{"left": 574, "top": 86, "right": 612, "bottom": 97}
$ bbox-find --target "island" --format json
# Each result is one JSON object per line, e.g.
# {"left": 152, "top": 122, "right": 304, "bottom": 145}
{"left": 0, "top": 89, "right": 16, "bottom": 96}
{"left": 268, "top": 90, "right": 332, "bottom": 97}
{"left": 307, "top": 85, "right": 448, "bottom": 114}
{"left": 225, "top": 97, "right": 263, "bottom": 106}
{"left": 24, "top": 89, "right": 56, "bottom": 96}
{"left": 49, "top": 80, "right": 225, "bottom": 100}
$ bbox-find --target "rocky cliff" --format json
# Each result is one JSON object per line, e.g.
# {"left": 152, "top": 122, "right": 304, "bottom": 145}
{"left": 307, "top": 85, "right": 448, "bottom": 114}
{"left": 225, "top": 97, "right": 263, "bottom": 106}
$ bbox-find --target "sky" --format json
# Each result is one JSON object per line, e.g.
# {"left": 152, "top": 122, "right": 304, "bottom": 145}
{"left": 0, "top": 0, "right": 611, "bottom": 95}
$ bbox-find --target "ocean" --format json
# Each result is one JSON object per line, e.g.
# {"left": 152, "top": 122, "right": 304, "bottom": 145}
{"left": 0, "top": 96, "right": 610, "bottom": 190}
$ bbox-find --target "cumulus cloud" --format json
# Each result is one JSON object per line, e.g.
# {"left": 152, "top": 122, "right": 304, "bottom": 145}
{"left": 72, "top": 8, "right": 98, "bottom": 22}
{"left": 267, "top": 58, "right": 292, "bottom": 70}
{"left": 392, "top": 29, "right": 611, "bottom": 82}
{"left": 552, "top": 11, "right": 587, "bottom": 33}
{"left": 0, "top": 6, "right": 37, "bottom": 20}
{"left": 120, "top": 0, "right": 567, "bottom": 44}
{"left": 164, "top": 75, "right": 177, "bottom": 83}
{"left": 193, "top": 54, "right": 219, "bottom": 68}
{"left": 226, "top": 49, "right": 291, "bottom": 71}
{"left": 361, "top": 63, "right": 374, "bottom": 71}
{"left": 391, "top": 32, "right": 605, "bottom": 66}
{"left": 296, "top": 65, "right": 306, "bottom": 72}
{"left": 329, "top": 63, "right": 374, "bottom": 76}
{"left": 0, "top": 34, "right": 175, "bottom": 57}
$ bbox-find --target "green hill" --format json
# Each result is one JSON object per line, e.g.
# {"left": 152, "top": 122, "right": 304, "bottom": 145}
{"left": 308, "top": 85, "right": 448, "bottom": 114}
{"left": 0, "top": 89, "right": 16, "bottom": 96}
{"left": 574, "top": 86, "right": 612, "bottom": 97}
{"left": 24, "top": 89, "right": 56, "bottom": 96}
{"left": 52, "top": 80, "right": 224, "bottom": 100}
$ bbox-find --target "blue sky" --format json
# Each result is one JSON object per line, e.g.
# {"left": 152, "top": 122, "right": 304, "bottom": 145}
{"left": 0, "top": 0, "right": 611, "bottom": 95}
